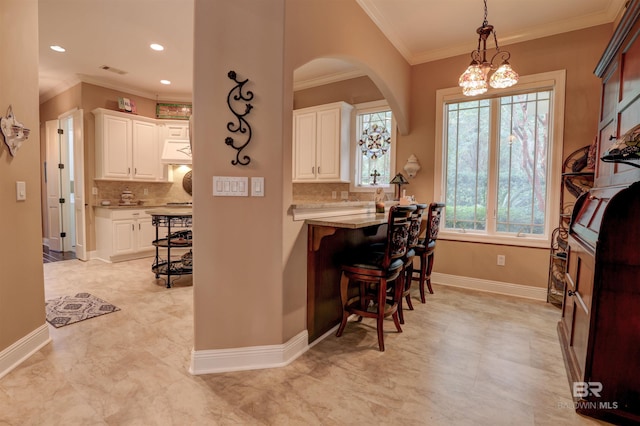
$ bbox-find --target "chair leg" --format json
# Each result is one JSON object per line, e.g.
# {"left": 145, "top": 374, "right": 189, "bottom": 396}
{"left": 404, "top": 263, "right": 414, "bottom": 311}
{"left": 376, "top": 279, "right": 387, "bottom": 351}
{"left": 392, "top": 275, "right": 403, "bottom": 333}
{"left": 426, "top": 253, "right": 435, "bottom": 294}
{"left": 419, "top": 252, "right": 427, "bottom": 303}
{"left": 336, "top": 273, "right": 350, "bottom": 338}
{"left": 397, "top": 277, "right": 405, "bottom": 325}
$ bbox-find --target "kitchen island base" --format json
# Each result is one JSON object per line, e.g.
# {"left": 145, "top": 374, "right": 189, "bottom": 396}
{"left": 148, "top": 209, "right": 193, "bottom": 288}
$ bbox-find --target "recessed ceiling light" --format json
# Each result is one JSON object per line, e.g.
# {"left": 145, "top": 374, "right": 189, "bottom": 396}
{"left": 160, "top": 80, "right": 171, "bottom": 85}
{"left": 50, "top": 45, "right": 66, "bottom": 52}
{"left": 150, "top": 43, "right": 164, "bottom": 51}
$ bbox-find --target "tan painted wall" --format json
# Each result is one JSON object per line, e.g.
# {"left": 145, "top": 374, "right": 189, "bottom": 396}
{"left": 0, "top": 0, "right": 46, "bottom": 351}
{"left": 287, "top": 0, "right": 411, "bottom": 134}
{"left": 290, "top": 25, "right": 612, "bottom": 290}
{"left": 191, "top": 0, "right": 412, "bottom": 349}
{"left": 192, "top": 0, "right": 288, "bottom": 349}
{"left": 293, "top": 75, "right": 382, "bottom": 110}
{"left": 192, "top": 0, "right": 612, "bottom": 352}
{"left": 401, "top": 25, "right": 613, "bottom": 288}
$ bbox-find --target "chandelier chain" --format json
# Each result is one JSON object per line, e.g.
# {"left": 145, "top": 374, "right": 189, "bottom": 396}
{"left": 483, "top": 0, "right": 488, "bottom": 26}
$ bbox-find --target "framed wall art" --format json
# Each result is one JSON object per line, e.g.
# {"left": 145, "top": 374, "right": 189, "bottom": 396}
{"left": 156, "top": 103, "right": 192, "bottom": 120}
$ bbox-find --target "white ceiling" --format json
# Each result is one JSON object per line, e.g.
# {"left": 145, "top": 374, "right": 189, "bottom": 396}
{"left": 38, "top": 0, "right": 627, "bottom": 102}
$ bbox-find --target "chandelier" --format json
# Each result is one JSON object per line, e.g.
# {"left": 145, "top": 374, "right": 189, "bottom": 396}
{"left": 458, "top": 0, "right": 518, "bottom": 96}
{"left": 359, "top": 123, "right": 391, "bottom": 159}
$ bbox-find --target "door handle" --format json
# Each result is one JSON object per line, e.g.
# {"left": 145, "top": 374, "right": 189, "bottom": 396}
{"left": 567, "top": 290, "right": 575, "bottom": 297}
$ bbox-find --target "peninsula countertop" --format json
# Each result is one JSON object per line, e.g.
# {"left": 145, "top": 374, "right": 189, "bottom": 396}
{"left": 291, "top": 200, "right": 398, "bottom": 222}
{"left": 304, "top": 212, "right": 388, "bottom": 229}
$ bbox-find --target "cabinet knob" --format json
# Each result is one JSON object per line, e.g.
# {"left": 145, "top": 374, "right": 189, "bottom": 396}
{"left": 568, "top": 290, "right": 575, "bottom": 297}
{"left": 609, "top": 134, "right": 617, "bottom": 140}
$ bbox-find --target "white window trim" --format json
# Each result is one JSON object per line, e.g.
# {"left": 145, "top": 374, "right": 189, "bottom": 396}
{"left": 349, "top": 100, "right": 396, "bottom": 194}
{"left": 433, "top": 70, "right": 566, "bottom": 249}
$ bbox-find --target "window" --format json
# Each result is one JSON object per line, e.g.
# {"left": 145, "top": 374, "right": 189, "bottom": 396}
{"left": 350, "top": 101, "right": 396, "bottom": 191}
{"left": 434, "top": 71, "right": 565, "bottom": 247}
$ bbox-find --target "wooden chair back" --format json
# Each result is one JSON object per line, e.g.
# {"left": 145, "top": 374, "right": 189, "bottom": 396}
{"left": 407, "top": 203, "right": 428, "bottom": 249}
{"left": 382, "top": 205, "right": 415, "bottom": 268}
{"left": 425, "top": 202, "right": 446, "bottom": 244}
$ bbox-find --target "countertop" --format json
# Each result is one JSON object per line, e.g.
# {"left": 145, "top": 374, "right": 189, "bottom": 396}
{"left": 291, "top": 200, "right": 376, "bottom": 209}
{"left": 94, "top": 204, "right": 164, "bottom": 209}
{"left": 291, "top": 200, "right": 397, "bottom": 221}
{"left": 305, "top": 212, "right": 388, "bottom": 229}
{"left": 145, "top": 207, "right": 193, "bottom": 216}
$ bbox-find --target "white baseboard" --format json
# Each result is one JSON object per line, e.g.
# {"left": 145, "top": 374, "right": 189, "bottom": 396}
{"left": 0, "top": 324, "right": 51, "bottom": 380}
{"left": 431, "top": 272, "right": 547, "bottom": 301}
{"left": 189, "top": 330, "right": 308, "bottom": 375}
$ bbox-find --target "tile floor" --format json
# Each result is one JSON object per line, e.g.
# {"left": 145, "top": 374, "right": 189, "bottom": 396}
{"left": 0, "top": 258, "right": 612, "bottom": 425}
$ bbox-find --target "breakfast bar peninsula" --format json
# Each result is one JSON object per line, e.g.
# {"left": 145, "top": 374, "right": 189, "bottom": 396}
{"left": 303, "top": 207, "right": 391, "bottom": 343}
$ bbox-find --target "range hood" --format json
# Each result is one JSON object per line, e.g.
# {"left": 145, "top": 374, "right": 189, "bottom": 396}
{"left": 161, "top": 139, "right": 192, "bottom": 165}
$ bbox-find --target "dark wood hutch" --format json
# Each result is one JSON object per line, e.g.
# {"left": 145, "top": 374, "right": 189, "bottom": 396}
{"left": 558, "top": 0, "right": 640, "bottom": 424}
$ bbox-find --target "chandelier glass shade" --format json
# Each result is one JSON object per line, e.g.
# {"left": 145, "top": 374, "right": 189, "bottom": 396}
{"left": 458, "top": 0, "right": 518, "bottom": 96}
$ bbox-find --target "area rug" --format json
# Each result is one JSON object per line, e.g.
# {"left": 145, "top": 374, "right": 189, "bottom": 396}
{"left": 45, "top": 293, "right": 120, "bottom": 328}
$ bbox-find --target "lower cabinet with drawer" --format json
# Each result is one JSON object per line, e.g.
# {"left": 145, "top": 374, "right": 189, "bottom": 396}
{"left": 95, "top": 208, "right": 156, "bottom": 262}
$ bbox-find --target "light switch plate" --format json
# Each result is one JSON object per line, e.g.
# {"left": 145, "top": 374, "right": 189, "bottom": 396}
{"left": 16, "top": 181, "right": 26, "bottom": 201}
{"left": 251, "top": 177, "right": 264, "bottom": 197}
{"left": 213, "top": 176, "right": 248, "bottom": 196}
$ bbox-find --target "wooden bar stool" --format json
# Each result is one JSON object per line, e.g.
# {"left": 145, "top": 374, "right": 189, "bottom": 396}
{"left": 335, "top": 205, "right": 416, "bottom": 351}
{"left": 412, "top": 202, "right": 445, "bottom": 302}
{"left": 398, "top": 203, "right": 428, "bottom": 324}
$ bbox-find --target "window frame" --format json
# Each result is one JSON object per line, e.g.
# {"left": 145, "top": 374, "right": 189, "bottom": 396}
{"left": 349, "top": 100, "right": 397, "bottom": 194}
{"left": 433, "top": 70, "right": 566, "bottom": 248}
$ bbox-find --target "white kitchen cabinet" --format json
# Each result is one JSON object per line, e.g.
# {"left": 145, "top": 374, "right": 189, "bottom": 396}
{"left": 93, "top": 108, "right": 162, "bottom": 181}
{"left": 95, "top": 208, "right": 155, "bottom": 262}
{"left": 293, "top": 101, "right": 353, "bottom": 182}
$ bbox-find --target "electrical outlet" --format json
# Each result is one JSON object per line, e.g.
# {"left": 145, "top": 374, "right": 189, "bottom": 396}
{"left": 341, "top": 191, "right": 349, "bottom": 200}
{"left": 497, "top": 255, "right": 506, "bottom": 266}
{"left": 143, "top": 188, "right": 149, "bottom": 196}
{"left": 332, "top": 191, "right": 337, "bottom": 199}
{"left": 92, "top": 187, "right": 98, "bottom": 195}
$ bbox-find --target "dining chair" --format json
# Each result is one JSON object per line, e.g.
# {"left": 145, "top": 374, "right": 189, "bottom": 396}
{"left": 412, "top": 202, "right": 445, "bottom": 302}
{"left": 398, "top": 203, "right": 428, "bottom": 324}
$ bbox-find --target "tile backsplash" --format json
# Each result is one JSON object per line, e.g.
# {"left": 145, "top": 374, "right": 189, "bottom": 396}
{"left": 93, "top": 166, "right": 192, "bottom": 206}
{"left": 293, "top": 183, "right": 386, "bottom": 203}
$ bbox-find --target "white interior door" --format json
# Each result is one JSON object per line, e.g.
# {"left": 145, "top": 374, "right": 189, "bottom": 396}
{"left": 44, "top": 109, "right": 87, "bottom": 260}
{"left": 70, "top": 109, "right": 87, "bottom": 260}
{"left": 45, "top": 120, "right": 62, "bottom": 251}
{"left": 59, "top": 117, "right": 72, "bottom": 253}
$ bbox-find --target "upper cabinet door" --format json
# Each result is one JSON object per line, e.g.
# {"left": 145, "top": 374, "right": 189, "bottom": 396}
{"left": 315, "top": 108, "right": 341, "bottom": 180}
{"left": 132, "top": 120, "right": 159, "bottom": 180}
{"left": 102, "top": 114, "right": 132, "bottom": 179}
{"left": 293, "top": 111, "right": 317, "bottom": 181}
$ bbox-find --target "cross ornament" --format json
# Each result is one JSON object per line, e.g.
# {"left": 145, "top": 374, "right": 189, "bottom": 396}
{"left": 370, "top": 169, "right": 381, "bottom": 185}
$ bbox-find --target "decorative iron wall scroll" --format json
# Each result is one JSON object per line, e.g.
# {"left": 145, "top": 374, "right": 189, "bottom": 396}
{"left": 225, "top": 71, "right": 254, "bottom": 166}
